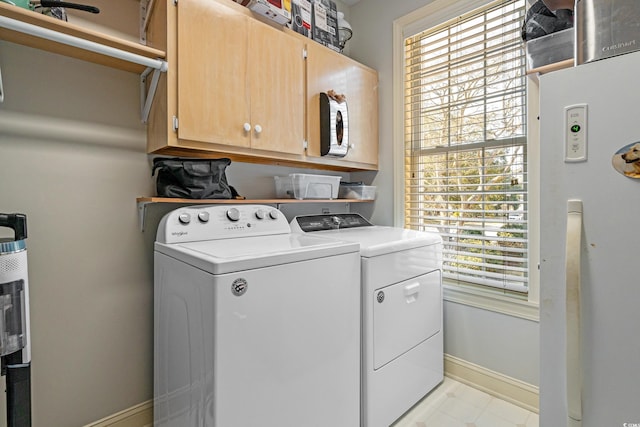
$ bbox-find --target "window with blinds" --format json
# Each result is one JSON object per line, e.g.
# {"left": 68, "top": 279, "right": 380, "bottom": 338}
{"left": 403, "top": 0, "right": 528, "bottom": 294}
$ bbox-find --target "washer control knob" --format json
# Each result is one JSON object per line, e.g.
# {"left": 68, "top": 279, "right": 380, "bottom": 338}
{"left": 198, "top": 211, "right": 210, "bottom": 223}
{"left": 269, "top": 210, "right": 279, "bottom": 220}
{"left": 178, "top": 213, "right": 191, "bottom": 224}
{"left": 226, "top": 208, "right": 240, "bottom": 222}
{"left": 255, "top": 209, "right": 266, "bottom": 220}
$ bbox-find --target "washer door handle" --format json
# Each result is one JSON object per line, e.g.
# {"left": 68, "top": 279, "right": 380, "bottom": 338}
{"left": 404, "top": 282, "right": 420, "bottom": 303}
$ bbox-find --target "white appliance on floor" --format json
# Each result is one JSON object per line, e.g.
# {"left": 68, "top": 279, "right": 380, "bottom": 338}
{"left": 290, "top": 213, "right": 443, "bottom": 427}
{"left": 154, "top": 205, "right": 361, "bottom": 427}
{"left": 539, "top": 51, "right": 640, "bottom": 426}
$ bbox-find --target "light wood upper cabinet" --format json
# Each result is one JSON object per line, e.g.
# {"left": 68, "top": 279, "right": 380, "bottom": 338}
{"left": 345, "top": 63, "right": 379, "bottom": 166}
{"left": 306, "top": 41, "right": 350, "bottom": 157}
{"left": 248, "top": 20, "right": 305, "bottom": 154}
{"left": 147, "top": 0, "right": 378, "bottom": 171}
{"left": 176, "top": 0, "right": 251, "bottom": 148}
{"left": 306, "top": 41, "right": 379, "bottom": 167}
{"left": 171, "top": 0, "right": 304, "bottom": 154}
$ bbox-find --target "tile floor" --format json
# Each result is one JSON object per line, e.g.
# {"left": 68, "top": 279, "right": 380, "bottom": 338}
{"left": 392, "top": 377, "right": 539, "bottom": 427}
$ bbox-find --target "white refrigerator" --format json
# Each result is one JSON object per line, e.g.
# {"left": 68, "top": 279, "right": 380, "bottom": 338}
{"left": 539, "top": 51, "right": 640, "bottom": 427}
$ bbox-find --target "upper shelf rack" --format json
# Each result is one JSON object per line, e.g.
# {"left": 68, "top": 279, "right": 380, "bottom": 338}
{"left": 0, "top": 2, "right": 167, "bottom": 121}
{"left": 0, "top": 2, "right": 166, "bottom": 72}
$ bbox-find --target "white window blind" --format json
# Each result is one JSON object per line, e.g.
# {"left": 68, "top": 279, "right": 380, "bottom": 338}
{"left": 404, "top": 0, "right": 528, "bottom": 293}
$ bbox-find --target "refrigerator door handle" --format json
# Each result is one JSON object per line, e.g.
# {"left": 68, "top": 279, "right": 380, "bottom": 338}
{"left": 566, "top": 199, "right": 583, "bottom": 427}
{"left": 0, "top": 64, "right": 4, "bottom": 103}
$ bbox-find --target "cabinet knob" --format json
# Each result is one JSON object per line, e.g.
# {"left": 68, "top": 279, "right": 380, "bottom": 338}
{"left": 243, "top": 123, "right": 251, "bottom": 132}
{"left": 254, "top": 124, "right": 263, "bottom": 134}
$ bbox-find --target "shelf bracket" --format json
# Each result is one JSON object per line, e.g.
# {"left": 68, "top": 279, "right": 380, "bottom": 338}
{"left": 138, "top": 200, "right": 150, "bottom": 232}
{"left": 139, "top": 0, "right": 157, "bottom": 45}
{"left": 140, "top": 65, "right": 163, "bottom": 123}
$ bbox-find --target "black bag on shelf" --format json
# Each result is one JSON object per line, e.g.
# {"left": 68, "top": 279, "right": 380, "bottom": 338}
{"left": 521, "top": 0, "right": 573, "bottom": 42}
{"left": 152, "top": 157, "right": 236, "bottom": 199}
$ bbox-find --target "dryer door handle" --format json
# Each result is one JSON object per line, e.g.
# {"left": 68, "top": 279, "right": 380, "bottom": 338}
{"left": 404, "top": 282, "right": 420, "bottom": 303}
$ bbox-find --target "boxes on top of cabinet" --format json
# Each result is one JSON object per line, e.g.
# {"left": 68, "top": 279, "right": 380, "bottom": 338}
{"left": 235, "top": 0, "right": 291, "bottom": 25}
{"left": 289, "top": 0, "right": 313, "bottom": 37}
{"left": 311, "top": 0, "right": 340, "bottom": 52}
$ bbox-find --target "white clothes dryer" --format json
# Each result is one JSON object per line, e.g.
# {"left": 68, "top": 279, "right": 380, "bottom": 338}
{"left": 291, "top": 213, "right": 443, "bottom": 427}
{"left": 154, "top": 205, "right": 361, "bottom": 427}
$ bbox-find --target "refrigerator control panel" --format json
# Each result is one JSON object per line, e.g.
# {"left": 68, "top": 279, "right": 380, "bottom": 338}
{"left": 565, "top": 104, "right": 588, "bottom": 162}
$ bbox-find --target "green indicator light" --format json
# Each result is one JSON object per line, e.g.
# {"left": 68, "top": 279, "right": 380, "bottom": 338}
{"left": 570, "top": 125, "right": 581, "bottom": 133}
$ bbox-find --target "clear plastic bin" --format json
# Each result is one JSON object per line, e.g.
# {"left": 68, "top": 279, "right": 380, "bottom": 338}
{"left": 274, "top": 174, "right": 341, "bottom": 199}
{"left": 338, "top": 185, "right": 376, "bottom": 200}
{"left": 274, "top": 176, "right": 295, "bottom": 199}
{"left": 291, "top": 174, "right": 341, "bottom": 199}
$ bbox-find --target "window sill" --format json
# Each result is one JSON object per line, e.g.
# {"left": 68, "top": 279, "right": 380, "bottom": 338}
{"left": 443, "top": 282, "right": 539, "bottom": 322}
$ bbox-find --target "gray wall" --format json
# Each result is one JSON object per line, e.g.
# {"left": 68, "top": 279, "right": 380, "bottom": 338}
{"left": 0, "top": 42, "right": 153, "bottom": 426}
{"left": 347, "top": 0, "right": 539, "bottom": 387}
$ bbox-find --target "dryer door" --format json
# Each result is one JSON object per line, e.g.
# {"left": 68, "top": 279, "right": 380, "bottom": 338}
{"left": 373, "top": 270, "right": 441, "bottom": 369}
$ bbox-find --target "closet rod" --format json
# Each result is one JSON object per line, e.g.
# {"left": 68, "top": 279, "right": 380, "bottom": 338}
{"left": 0, "top": 15, "right": 168, "bottom": 72}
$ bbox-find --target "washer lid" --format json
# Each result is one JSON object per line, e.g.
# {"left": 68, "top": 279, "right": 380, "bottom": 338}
{"left": 155, "top": 233, "right": 359, "bottom": 274}
{"left": 305, "top": 226, "right": 442, "bottom": 258}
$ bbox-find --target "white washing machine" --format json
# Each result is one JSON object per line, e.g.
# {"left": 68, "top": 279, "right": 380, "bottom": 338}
{"left": 291, "top": 213, "right": 443, "bottom": 427}
{"left": 154, "top": 205, "right": 361, "bottom": 427}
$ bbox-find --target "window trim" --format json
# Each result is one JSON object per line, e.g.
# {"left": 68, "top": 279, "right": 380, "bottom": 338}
{"left": 393, "top": 0, "right": 540, "bottom": 320}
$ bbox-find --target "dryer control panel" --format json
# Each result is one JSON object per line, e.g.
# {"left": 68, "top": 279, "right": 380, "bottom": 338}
{"left": 291, "top": 213, "right": 372, "bottom": 232}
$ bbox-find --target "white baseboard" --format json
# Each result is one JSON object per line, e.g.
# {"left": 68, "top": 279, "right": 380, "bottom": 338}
{"left": 84, "top": 400, "right": 152, "bottom": 427}
{"left": 85, "top": 355, "right": 539, "bottom": 426}
{"left": 444, "top": 354, "right": 539, "bottom": 413}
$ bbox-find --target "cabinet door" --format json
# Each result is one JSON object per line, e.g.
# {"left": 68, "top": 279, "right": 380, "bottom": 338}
{"left": 177, "top": 0, "right": 251, "bottom": 148}
{"left": 305, "top": 41, "right": 349, "bottom": 158}
{"left": 306, "top": 42, "right": 378, "bottom": 166}
{"left": 344, "top": 64, "right": 378, "bottom": 165}
{"left": 248, "top": 21, "right": 305, "bottom": 155}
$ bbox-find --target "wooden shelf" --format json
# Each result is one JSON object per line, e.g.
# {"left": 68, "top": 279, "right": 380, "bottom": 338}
{"left": 137, "top": 197, "right": 373, "bottom": 204}
{"left": 0, "top": 2, "right": 166, "bottom": 73}
{"left": 526, "top": 58, "right": 573, "bottom": 78}
{"left": 136, "top": 197, "right": 374, "bottom": 231}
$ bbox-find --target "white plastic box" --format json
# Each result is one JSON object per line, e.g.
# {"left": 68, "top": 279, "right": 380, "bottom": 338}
{"left": 338, "top": 184, "right": 376, "bottom": 200}
{"left": 234, "top": 0, "right": 291, "bottom": 25}
{"left": 274, "top": 174, "right": 341, "bottom": 199}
